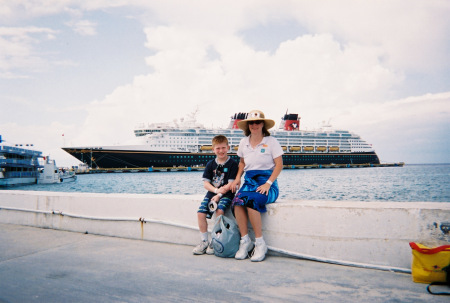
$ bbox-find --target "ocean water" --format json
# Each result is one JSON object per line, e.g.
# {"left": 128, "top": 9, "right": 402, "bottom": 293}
{"left": 4, "top": 164, "right": 450, "bottom": 202}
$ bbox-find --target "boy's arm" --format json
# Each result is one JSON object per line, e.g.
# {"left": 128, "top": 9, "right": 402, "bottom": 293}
{"left": 217, "top": 182, "right": 232, "bottom": 194}
{"left": 203, "top": 180, "right": 219, "bottom": 194}
{"left": 217, "top": 160, "right": 239, "bottom": 194}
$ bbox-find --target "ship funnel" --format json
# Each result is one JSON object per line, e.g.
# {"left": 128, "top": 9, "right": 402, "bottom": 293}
{"left": 280, "top": 113, "right": 300, "bottom": 131}
{"left": 229, "top": 112, "right": 248, "bottom": 129}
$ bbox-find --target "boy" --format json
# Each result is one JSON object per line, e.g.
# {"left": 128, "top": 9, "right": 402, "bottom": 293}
{"left": 193, "top": 135, "right": 238, "bottom": 255}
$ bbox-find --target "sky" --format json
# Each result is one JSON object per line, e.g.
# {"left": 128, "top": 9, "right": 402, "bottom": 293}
{"left": 1, "top": 0, "right": 449, "bottom": 166}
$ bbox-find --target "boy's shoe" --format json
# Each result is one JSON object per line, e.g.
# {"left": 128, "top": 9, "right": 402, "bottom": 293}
{"left": 192, "top": 240, "right": 209, "bottom": 255}
{"left": 235, "top": 239, "right": 254, "bottom": 260}
{"left": 250, "top": 242, "right": 268, "bottom": 262}
{"left": 206, "top": 242, "right": 214, "bottom": 255}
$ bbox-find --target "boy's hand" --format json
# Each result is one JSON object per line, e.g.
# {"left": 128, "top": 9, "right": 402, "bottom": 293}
{"left": 219, "top": 184, "right": 231, "bottom": 194}
{"left": 211, "top": 195, "right": 220, "bottom": 202}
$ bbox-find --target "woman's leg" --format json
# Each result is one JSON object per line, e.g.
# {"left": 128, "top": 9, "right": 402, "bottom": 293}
{"left": 247, "top": 207, "right": 263, "bottom": 238}
{"left": 234, "top": 205, "right": 248, "bottom": 236}
{"left": 247, "top": 207, "right": 267, "bottom": 262}
{"left": 234, "top": 205, "right": 254, "bottom": 259}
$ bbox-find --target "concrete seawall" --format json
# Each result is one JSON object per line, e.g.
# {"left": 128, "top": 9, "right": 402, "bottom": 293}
{"left": 1, "top": 190, "right": 449, "bottom": 271}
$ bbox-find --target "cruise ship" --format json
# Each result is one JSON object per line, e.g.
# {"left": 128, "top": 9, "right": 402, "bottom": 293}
{"left": 62, "top": 112, "right": 380, "bottom": 169}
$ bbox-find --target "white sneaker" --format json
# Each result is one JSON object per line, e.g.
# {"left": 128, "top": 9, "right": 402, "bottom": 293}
{"left": 235, "top": 239, "right": 254, "bottom": 260}
{"left": 251, "top": 242, "right": 268, "bottom": 262}
{"left": 192, "top": 240, "right": 208, "bottom": 255}
{"left": 206, "top": 241, "right": 214, "bottom": 255}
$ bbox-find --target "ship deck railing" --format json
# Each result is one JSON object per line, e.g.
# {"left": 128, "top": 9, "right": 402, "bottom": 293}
{"left": 80, "top": 162, "right": 404, "bottom": 174}
{"left": 2, "top": 171, "right": 40, "bottom": 178}
{"left": 0, "top": 159, "right": 41, "bottom": 167}
{"left": 0, "top": 145, "right": 42, "bottom": 157}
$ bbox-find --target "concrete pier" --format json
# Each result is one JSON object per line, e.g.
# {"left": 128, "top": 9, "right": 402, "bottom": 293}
{"left": 1, "top": 223, "right": 448, "bottom": 303}
{"left": 1, "top": 190, "right": 449, "bottom": 271}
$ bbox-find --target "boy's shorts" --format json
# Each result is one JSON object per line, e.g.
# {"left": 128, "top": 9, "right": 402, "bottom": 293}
{"left": 198, "top": 195, "right": 232, "bottom": 219}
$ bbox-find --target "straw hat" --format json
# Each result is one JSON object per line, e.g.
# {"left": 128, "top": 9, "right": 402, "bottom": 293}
{"left": 237, "top": 110, "right": 275, "bottom": 131}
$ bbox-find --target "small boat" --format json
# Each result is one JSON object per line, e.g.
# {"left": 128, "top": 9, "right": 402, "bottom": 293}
{"left": 71, "top": 163, "right": 90, "bottom": 174}
{"left": 38, "top": 156, "right": 77, "bottom": 184}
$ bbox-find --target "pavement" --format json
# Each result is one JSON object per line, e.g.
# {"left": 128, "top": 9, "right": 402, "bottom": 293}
{"left": 0, "top": 223, "right": 447, "bottom": 303}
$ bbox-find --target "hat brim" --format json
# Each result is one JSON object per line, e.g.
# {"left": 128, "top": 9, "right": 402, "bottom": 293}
{"left": 237, "top": 119, "right": 275, "bottom": 131}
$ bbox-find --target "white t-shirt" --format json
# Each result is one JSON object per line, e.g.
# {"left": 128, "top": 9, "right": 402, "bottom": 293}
{"left": 237, "top": 136, "right": 284, "bottom": 171}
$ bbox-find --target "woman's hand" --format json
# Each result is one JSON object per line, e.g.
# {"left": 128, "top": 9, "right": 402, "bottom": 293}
{"left": 256, "top": 182, "right": 271, "bottom": 196}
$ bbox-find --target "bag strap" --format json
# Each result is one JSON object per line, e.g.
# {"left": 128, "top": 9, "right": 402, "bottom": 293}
{"left": 427, "top": 282, "right": 450, "bottom": 296}
{"left": 409, "top": 242, "right": 450, "bottom": 254}
{"left": 427, "top": 265, "right": 450, "bottom": 296}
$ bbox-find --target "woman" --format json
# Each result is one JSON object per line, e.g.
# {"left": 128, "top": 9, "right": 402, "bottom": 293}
{"left": 231, "top": 110, "right": 283, "bottom": 262}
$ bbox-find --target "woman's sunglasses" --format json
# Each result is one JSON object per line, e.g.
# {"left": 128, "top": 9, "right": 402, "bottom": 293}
{"left": 248, "top": 120, "right": 263, "bottom": 125}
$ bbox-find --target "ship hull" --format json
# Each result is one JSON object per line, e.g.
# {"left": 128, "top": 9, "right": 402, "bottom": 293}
{"left": 62, "top": 148, "right": 380, "bottom": 169}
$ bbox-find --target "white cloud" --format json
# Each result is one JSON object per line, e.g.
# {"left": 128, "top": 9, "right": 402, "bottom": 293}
{"left": 0, "top": 26, "right": 58, "bottom": 77}
{"left": 67, "top": 19, "right": 97, "bottom": 36}
{"left": 286, "top": 0, "right": 450, "bottom": 73}
{"left": 71, "top": 28, "right": 400, "bottom": 144}
{"left": 330, "top": 92, "right": 450, "bottom": 163}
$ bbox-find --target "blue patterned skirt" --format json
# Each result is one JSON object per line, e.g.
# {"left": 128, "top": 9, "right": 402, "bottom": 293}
{"left": 231, "top": 170, "right": 279, "bottom": 213}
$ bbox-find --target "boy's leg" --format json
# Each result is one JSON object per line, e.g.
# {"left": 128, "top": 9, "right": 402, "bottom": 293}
{"left": 197, "top": 212, "right": 208, "bottom": 233}
{"left": 193, "top": 211, "right": 209, "bottom": 255}
{"left": 193, "top": 200, "right": 210, "bottom": 255}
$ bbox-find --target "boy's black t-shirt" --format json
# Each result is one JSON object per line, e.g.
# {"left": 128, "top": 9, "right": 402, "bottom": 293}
{"left": 202, "top": 157, "right": 238, "bottom": 199}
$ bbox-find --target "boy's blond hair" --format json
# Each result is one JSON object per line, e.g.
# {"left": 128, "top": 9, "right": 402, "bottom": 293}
{"left": 212, "top": 135, "right": 229, "bottom": 147}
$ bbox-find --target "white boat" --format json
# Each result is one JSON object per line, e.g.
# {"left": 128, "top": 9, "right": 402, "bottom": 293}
{"left": 38, "top": 156, "right": 77, "bottom": 184}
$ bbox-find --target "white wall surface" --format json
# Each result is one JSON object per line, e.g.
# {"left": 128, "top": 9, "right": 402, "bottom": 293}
{"left": 1, "top": 190, "right": 449, "bottom": 271}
